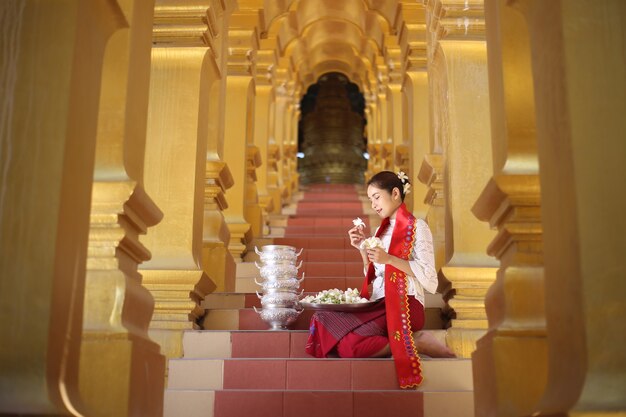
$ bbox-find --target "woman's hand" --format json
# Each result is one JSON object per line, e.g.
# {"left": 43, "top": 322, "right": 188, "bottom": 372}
{"left": 366, "top": 247, "right": 392, "bottom": 264}
{"left": 348, "top": 225, "right": 366, "bottom": 250}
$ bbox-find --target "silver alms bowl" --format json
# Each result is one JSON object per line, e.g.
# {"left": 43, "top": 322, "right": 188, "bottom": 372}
{"left": 253, "top": 306, "right": 302, "bottom": 330}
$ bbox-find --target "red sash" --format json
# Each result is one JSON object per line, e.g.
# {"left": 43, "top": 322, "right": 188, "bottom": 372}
{"left": 360, "top": 203, "right": 423, "bottom": 388}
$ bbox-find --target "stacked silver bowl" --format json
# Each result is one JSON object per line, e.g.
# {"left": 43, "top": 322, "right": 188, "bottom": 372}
{"left": 253, "top": 245, "right": 304, "bottom": 330}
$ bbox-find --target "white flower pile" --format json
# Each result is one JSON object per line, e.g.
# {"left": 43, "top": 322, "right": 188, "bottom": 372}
{"left": 359, "top": 236, "right": 384, "bottom": 250}
{"left": 301, "top": 288, "right": 369, "bottom": 304}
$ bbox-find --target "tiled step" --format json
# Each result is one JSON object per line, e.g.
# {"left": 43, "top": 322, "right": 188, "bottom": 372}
{"left": 273, "top": 236, "right": 353, "bottom": 249}
{"left": 168, "top": 357, "right": 472, "bottom": 392}
{"left": 286, "top": 216, "right": 371, "bottom": 228}
{"left": 301, "top": 192, "right": 361, "bottom": 201}
{"left": 296, "top": 204, "right": 364, "bottom": 216}
{"left": 201, "top": 306, "right": 444, "bottom": 331}
{"left": 284, "top": 226, "right": 362, "bottom": 236}
{"left": 181, "top": 330, "right": 449, "bottom": 360}
{"left": 164, "top": 388, "right": 474, "bottom": 417}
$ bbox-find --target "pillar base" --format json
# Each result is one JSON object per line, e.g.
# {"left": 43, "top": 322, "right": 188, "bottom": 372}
{"left": 79, "top": 333, "right": 165, "bottom": 417}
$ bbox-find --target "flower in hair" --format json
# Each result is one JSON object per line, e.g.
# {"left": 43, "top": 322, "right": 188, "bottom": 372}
{"left": 397, "top": 171, "right": 411, "bottom": 195}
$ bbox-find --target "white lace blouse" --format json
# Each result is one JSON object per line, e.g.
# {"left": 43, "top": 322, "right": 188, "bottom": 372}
{"left": 369, "top": 218, "right": 438, "bottom": 306}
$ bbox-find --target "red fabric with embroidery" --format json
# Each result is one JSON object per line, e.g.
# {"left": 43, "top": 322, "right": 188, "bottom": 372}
{"left": 360, "top": 203, "right": 424, "bottom": 388}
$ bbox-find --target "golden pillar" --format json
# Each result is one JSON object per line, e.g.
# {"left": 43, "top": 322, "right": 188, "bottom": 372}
{"left": 529, "top": 1, "right": 625, "bottom": 415}
{"left": 0, "top": 1, "right": 116, "bottom": 414}
{"left": 140, "top": 3, "right": 223, "bottom": 358}
{"left": 424, "top": 0, "right": 498, "bottom": 358}
{"left": 288, "top": 98, "right": 300, "bottom": 192}
{"left": 222, "top": 11, "right": 260, "bottom": 260}
{"left": 399, "top": 2, "right": 430, "bottom": 219}
{"left": 252, "top": 48, "right": 277, "bottom": 225}
{"left": 364, "top": 92, "right": 380, "bottom": 180}
{"left": 418, "top": 154, "right": 445, "bottom": 271}
{"left": 385, "top": 39, "right": 407, "bottom": 177}
{"left": 281, "top": 82, "right": 297, "bottom": 191}
{"left": 272, "top": 70, "right": 291, "bottom": 200}
{"left": 203, "top": 0, "right": 237, "bottom": 293}
{"left": 377, "top": 68, "right": 394, "bottom": 171}
{"left": 472, "top": 0, "right": 546, "bottom": 415}
{"left": 80, "top": 0, "right": 166, "bottom": 415}
{"left": 203, "top": 160, "right": 236, "bottom": 292}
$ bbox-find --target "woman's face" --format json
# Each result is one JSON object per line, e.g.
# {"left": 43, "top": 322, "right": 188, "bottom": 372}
{"left": 367, "top": 184, "right": 402, "bottom": 219}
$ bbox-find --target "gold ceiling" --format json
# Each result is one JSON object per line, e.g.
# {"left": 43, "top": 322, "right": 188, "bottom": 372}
{"left": 242, "top": 0, "right": 416, "bottom": 93}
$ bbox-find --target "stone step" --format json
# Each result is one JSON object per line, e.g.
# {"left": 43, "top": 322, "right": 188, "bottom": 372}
{"left": 273, "top": 236, "right": 353, "bottom": 249}
{"left": 297, "top": 208, "right": 365, "bottom": 217}
{"left": 300, "top": 192, "right": 362, "bottom": 201}
{"left": 201, "top": 306, "right": 444, "bottom": 331}
{"left": 168, "top": 357, "right": 472, "bottom": 392}
{"left": 286, "top": 217, "right": 371, "bottom": 228}
{"left": 182, "top": 330, "right": 449, "bottom": 360}
{"left": 284, "top": 226, "right": 362, "bottom": 236}
{"left": 164, "top": 388, "right": 474, "bottom": 417}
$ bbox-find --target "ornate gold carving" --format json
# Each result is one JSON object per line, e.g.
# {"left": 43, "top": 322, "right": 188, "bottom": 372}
{"left": 424, "top": 0, "right": 485, "bottom": 40}
{"left": 153, "top": 0, "right": 225, "bottom": 52}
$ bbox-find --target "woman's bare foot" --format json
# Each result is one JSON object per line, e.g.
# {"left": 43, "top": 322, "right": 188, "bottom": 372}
{"left": 412, "top": 331, "right": 456, "bottom": 358}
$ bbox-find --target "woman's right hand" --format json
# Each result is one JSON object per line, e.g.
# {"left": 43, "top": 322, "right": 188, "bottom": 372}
{"left": 348, "top": 225, "right": 366, "bottom": 250}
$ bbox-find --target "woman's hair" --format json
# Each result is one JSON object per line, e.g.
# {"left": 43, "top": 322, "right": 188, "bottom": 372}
{"left": 367, "top": 171, "right": 410, "bottom": 201}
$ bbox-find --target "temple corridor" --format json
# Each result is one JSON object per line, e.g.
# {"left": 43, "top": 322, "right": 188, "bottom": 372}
{"left": 1, "top": 1, "right": 625, "bottom": 416}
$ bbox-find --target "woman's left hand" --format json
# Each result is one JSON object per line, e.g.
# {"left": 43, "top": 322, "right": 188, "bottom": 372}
{"left": 366, "top": 247, "right": 392, "bottom": 264}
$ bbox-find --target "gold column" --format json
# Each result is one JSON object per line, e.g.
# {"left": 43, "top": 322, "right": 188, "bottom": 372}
{"left": 385, "top": 38, "right": 406, "bottom": 177}
{"left": 80, "top": 0, "right": 166, "bottom": 415}
{"left": 367, "top": 72, "right": 382, "bottom": 177}
{"left": 203, "top": 161, "right": 236, "bottom": 292}
{"left": 399, "top": 2, "right": 430, "bottom": 219}
{"left": 288, "top": 98, "right": 301, "bottom": 192}
{"left": 472, "top": 0, "right": 546, "bottom": 415}
{"left": 425, "top": 0, "right": 498, "bottom": 358}
{"left": 272, "top": 69, "right": 291, "bottom": 201}
{"left": 222, "top": 10, "right": 260, "bottom": 260}
{"left": 377, "top": 67, "right": 393, "bottom": 171}
{"left": 0, "top": 1, "right": 117, "bottom": 414}
{"left": 528, "top": 1, "right": 625, "bottom": 415}
{"left": 203, "top": 0, "right": 237, "bottom": 293}
{"left": 245, "top": 144, "right": 263, "bottom": 237}
{"left": 252, "top": 48, "right": 277, "bottom": 224}
{"left": 140, "top": 3, "right": 222, "bottom": 359}
{"left": 282, "top": 81, "right": 296, "bottom": 192}
{"left": 418, "top": 154, "right": 445, "bottom": 272}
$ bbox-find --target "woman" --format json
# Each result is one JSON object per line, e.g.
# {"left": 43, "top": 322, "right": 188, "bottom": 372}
{"left": 305, "top": 171, "right": 454, "bottom": 388}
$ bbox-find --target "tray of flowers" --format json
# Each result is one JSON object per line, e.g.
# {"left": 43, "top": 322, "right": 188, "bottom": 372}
{"left": 299, "top": 288, "right": 381, "bottom": 312}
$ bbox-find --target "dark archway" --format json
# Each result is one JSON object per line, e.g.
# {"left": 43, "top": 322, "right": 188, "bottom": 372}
{"left": 297, "top": 73, "right": 367, "bottom": 184}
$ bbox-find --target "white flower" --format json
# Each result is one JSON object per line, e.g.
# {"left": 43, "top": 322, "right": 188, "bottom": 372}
{"left": 397, "top": 171, "right": 409, "bottom": 182}
{"left": 359, "top": 237, "right": 384, "bottom": 250}
{"left": 352, "top": 217, "right": 366, "bottom": 229}
{"left": 403, "top": 182, "right": 411, "bottom": 195}
{"left": 301, "top": 288, "right": 369, "bottom": 304}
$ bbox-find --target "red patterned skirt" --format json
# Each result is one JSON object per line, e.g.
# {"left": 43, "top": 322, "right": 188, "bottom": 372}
{"left": 305, "top": 298, "right": 425, "bottom": 358}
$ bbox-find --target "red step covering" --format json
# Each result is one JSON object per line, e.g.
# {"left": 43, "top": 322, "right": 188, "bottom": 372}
{"left": 214, "top": 390, "right": 424, "bottom": 417}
